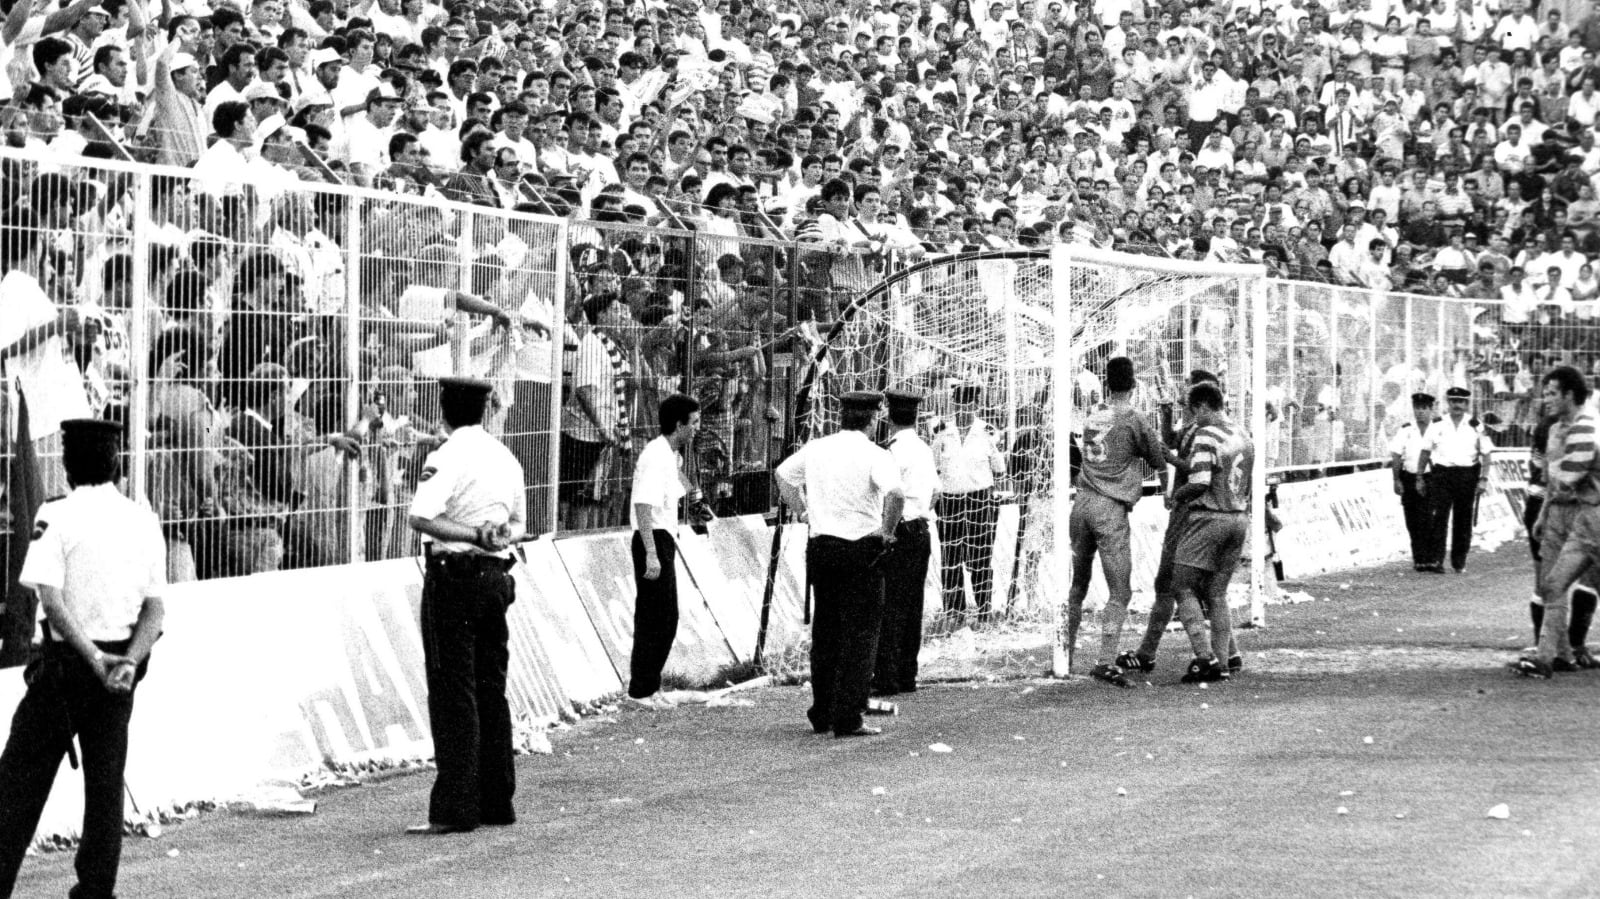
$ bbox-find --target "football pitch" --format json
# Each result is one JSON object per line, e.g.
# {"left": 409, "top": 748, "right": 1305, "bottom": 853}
{"left": 18, "top": 547, "right": 1600, "bottom": 898}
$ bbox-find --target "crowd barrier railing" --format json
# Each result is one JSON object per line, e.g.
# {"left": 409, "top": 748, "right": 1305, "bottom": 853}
{"left": 0, "top": 146, "right": 888, "bottom": 595}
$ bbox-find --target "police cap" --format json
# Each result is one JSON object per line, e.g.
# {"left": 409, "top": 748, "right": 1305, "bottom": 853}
{"left": 884, "top": 387, "right": 923, "bottom": 415}
{"left": 951, "top": 383, "right": 983, "bottom": 405}
{"left": 439, "top": 377, "right": 494, "bottom": 404}
{"left": 841, "top": 391, "right": 883, "bottom": 411}
{"left": 60, "top": 418, "right": 123, "bottom": 455}
{"left": 1444, "top": 386, "right": 1471, "bottom": 400}
{"left": 1411, "top": 392, "right": 1435, "bottom": 406}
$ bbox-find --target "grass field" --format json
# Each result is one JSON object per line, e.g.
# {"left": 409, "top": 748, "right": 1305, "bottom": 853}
{"left": 16, "top": 547, "right": 1600, "bottom": 898}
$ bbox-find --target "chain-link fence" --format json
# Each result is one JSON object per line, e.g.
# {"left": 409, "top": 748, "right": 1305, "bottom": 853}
{"left": 0, "top": 147, "right": 883, "bottom": 590}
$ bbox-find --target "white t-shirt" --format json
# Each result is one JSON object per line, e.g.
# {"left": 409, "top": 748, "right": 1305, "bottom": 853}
{"left": 629, "top": 434, "right": 685, "bottom": 531}
{"left": 0, "top": 270, "right": 91, "bottom": 439}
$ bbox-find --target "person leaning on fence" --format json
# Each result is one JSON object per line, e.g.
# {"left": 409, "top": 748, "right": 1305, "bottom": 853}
{"left": 559, "top": 292, "right": 633, "bottom": 531}
{"left": 626, "top": 393, "right": 711, "bottom": 711}
{"left": 0, "top": 418, "right": 166, "bottom": 899}
{"left": 775, "top": 391, "right": 904, "bottom": 739}
{"left": 1517, "top": 366, "right": 1600, "bottom": 679}
{"left": 1416, "top": 386, "right": 1494, "bottom": 575}
{"left": 405, "top": 377, "right": 524, "bottom": 834}
{"left": 1389, "top": 392, "right": 1439, "bottom": 572}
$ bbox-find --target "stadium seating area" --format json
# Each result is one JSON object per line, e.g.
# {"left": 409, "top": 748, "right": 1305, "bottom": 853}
{"left": 4, "top": 0, "right": 1599, "bottom": 577}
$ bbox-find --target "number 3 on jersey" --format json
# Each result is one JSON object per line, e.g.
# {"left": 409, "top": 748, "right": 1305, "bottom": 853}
{"left": 1083, "top": 427, "right": 1109, "bottom": 463}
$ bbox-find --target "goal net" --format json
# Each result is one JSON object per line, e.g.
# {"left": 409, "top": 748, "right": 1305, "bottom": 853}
{"left": 790, "top": 246, "right": 1268, "bottom": 678}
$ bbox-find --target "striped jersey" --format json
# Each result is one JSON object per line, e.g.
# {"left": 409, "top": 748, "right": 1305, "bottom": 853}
{"left": 1547, "top": 408, "right": 1600, "bottom": 506}
{"left": 1187, "top": 422, "right": 1254, "bottom": 513}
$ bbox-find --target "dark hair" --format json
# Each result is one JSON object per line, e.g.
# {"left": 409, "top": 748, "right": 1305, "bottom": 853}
{"left": 840, "top": 406, "right": 876, "bottom": 430}
{"left": 1105, "top": 356, "right": 1135, "bottom": 393}
{"left": 212, "top": 100, "right": 251, "bottom": 139}
{"left": 658, "top": 393, "right": 700, "bottom": 435}
{"left": 1188, "top": 381, "right": 1225, "bottom": 411}
{"left": 1545, "top": 365, "right": 1591, "bottom": 405}
{"left": 439, "top": 387, "right": 487, "bottom": 428}
{"left": 63, "top": 425, "right": 122, "bottom": 486}
{"left": 1189, "top": 368, "right": 1219, "bottom": 386}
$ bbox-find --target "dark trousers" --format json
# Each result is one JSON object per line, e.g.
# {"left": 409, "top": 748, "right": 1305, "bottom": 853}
{"left": 873, "top": 520, "right": 931, "bottom": 695}
{"left": 806, "top": 534, "right": 886, "bottom": 735}
{"left": 628, "top": 529, "right": 679, "bottom": 699}
{"left": 1425, "top": 465, "right": 1478, "bottom": 570}
{"left": 935, "top": 491, "right": 998, "bottom": 621}
{"left": 1398, "top": 471, "right": 1429, "bottom": 565}
{"left": 0, "top": 641, "right": 144, "bottom": 899}
{"left": 421, "top": 557, "right": 515, "bottom": 829}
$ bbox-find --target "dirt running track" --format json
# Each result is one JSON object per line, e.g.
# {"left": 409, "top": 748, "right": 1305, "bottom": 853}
{"left": 16, "top": 547, "right": 1600, "bottom": 898}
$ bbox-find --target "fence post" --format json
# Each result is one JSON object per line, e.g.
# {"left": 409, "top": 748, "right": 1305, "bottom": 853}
{"left": 1285, "top": 282, "right": 1297, "bottom": 465}
{"left": 344, "top": 194, "right": 364, "bottom": 563}
{"left": 546, "top": 218, "right": 568, "bottom": 536}
{"left": 1368, "top": 291, "right": 1379, "bottom": 459}
{"left": 126, "top": 171, "right": 152, "bottom": 507}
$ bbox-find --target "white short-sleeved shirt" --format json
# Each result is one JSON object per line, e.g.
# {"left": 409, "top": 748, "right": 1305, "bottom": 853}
{"left": 561, "top": 329, "right": 624, "bottom": 442}
{"left": 0, "top": 270, "right": 91, "bottom": 439}
{"left": 630, "top": 434, "right": 685, "bottom": 532}
{"left": 932, "top": 417, "right": 1005, "bottom": 494}
{"left": 409, "top": 424, "right": 525, "bottom": 556}
{"left": 1387, "top": 419, "right": 1430, "bottom": 473}
{"left": 889, "top": 428, "right": 939, "bottom": 522}
{"left": 1423, "top": 414, "right": 1491, "bottom": 468}
{"left": 775, "top": 429, "right": 902, "bottom": 540}
{"left": 21, "top": 483, "right": 166, "bottom": 642}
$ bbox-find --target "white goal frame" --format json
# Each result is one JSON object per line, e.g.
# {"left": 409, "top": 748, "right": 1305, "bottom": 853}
{"left": 1049, "top": 245, "right": 1270, "bottom": 677}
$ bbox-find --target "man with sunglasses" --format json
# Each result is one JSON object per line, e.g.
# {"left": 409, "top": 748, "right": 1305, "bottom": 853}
{"left": 1416, "top": 386, "right": 1495, "bottom": 574}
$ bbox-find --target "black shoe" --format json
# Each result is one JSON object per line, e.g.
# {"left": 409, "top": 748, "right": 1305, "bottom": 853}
{"left": 1089, "top": 664, "right": 1134, "bottom": 688}
{"left": 1423, "top": 564, "right": 1447, "bottom": 574}
{"left": 1574, "top": 648, "right": 1600, "bottom": 669}
{"left": 1227, "top": 654, "right": 1243, "bottom": 674}
{"left": 1552, "top": 657, "right": 1580, "bottom": 673}
{"left": 898, "top": 682, "right": 918, "bottom": 693}
{"left": 1510, "top": 656, "right": 1554, "bottom": 679}
{"left": 1114, "top": 650, "right": 1155, "bottom": 674}
{"left": 834, "top": 724, "right": 882, "bottom": 738}
{"left": 1453, "top": 566, "right": 1466, "bottom": 574}
{"left": 1180, "top": 658, "right": 1228, "bottom": 683}
{"left": 481, "top": 816, "right": 516, "bottom": 827}
{"left": 406, "top": 823, "right": 477, "bottom": 835}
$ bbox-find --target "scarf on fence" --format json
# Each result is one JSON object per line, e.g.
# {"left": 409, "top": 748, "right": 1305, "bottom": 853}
{"left": 596, "top": 328, "right": 631, "bottom": 445}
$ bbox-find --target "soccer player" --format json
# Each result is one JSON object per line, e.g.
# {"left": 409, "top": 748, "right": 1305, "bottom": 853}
{"left": 1523, "top": 397, "right": 1600, "bottom": 662}
{"left": 1120, "top": 369, "right": 1239, "bottom": 676}
{"left": 1168, "top": 382, "right": 1259, "bottom": 683}
{"left": 1063, "top": 356, "right": 1167, "bottom": 687}
{"left": 1517, "top": 366, "right": 1600, "bottom": 678}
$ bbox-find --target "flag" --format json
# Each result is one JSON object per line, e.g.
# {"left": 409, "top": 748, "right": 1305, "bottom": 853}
{"left": 1, "top": 385, "right": 43, "bottom": 668}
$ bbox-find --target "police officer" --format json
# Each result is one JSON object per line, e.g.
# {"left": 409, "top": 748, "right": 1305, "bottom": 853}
{"left": 1388, "top": 392, "right": 1437, "bottom": 571}
{"left": 1417, "top": 386, "right": 1494, "bottom": 574}
{"left": 626, "top": 394, "right": 707, "bottom": 710}
{"left": 775, "top": 391, "right": 904, "bottom": 738}
{"left": 1064, "top": 357, "right": 1168, "bottom": 687}
{"left": 872, "top": 387, "right": 938, "bottom": 699}
{"left": 0, "top": 418, "right": 167, "bottom": 899}
{"left": 932, "top": 383, "right": 1006, "bottom": 627}
{"left": 406, "top": 377, "right": 525, "bottom": 835}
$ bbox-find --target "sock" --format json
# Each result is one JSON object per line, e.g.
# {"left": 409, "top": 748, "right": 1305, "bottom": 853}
{"left": 1098, "top": 599, "right": 1130, "bottom": 667}
{"left": 1571, "top": 588, "right": 1597, "bottom": 650}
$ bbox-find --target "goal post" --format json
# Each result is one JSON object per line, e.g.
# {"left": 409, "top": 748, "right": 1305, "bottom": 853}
{"left": 1048, "top": 245, "right": 1270, "bottom": 677}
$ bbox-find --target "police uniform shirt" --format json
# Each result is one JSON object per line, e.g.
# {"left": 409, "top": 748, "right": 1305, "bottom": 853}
{"left": 1422, "top": 414, "right": 1491, "bottom": 467}
{"left": 775, "top": 430, "right": 903, "bottom": 540}
{"left": 20, "top": 484, "right": 166, "bottom": 643}
{"left": 1387, "top": 420, "right": 1431, "bottom": 474}
{"left": 409, "top": 425, "right": 526, "bottom": 556}
{"left": 629, "top": 434, "right": 685, "bottom": 532}
{"left": 888, "top": 428, "right": 939, "bottom": 522}
{"left": 931, "top": 417, "right": 1004, "bottom": 494}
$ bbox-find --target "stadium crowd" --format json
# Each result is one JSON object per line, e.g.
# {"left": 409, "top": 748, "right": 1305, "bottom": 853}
{"left": 7, "top": 0, "right": 1600, "bottom": 577}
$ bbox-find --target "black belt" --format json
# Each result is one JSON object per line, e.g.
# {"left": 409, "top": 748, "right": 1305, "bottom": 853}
{"left": 425, "top": 551, "right": 514, "bottom": 576}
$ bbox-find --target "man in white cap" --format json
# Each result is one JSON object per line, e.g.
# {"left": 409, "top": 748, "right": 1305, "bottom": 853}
{"left": 145, "top": 38, "right": 206, "bottom": 164}
{"left": 344, "top": 84, "right": 404, "bottom": 185}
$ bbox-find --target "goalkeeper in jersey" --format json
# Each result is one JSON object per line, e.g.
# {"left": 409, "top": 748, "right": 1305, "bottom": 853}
{"left": 1168, "top": 381, "right": 1256, "bottom": 684}
{"left": 1063, "top": 357, "right": 1168, "bottom": 688}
